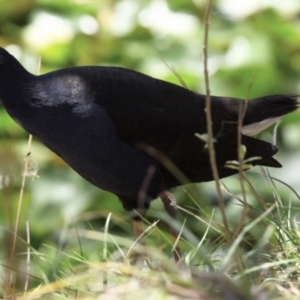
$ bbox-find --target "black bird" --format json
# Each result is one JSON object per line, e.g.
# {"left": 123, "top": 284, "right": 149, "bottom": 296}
{"left": 0, "top": 47, "right": 299, "bottom": 259}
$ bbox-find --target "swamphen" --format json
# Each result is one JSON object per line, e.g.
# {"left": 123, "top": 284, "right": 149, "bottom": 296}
{"left": 0, "top": 47, "right": 299, "bottom": 260}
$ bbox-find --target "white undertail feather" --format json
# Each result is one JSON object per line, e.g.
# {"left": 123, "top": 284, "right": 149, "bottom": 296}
{"left": 241, "top": 117, "right": 281, "bottom": 136}
{"left": 242, "top": 95, "right": 300, "bottom": 136}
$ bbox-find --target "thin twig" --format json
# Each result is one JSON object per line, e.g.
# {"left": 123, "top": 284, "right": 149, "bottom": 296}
{"left": 7, "top": 134, "right": 33, "bottom": 295}
{"left": 233, "top": 77, "right": 255, "bottom": 239}
{"left": 103, "top": 212, "right": 112, "bottom": 290}
{"left": 202, "top": 0, "right": 230, "bottom": 239}
{"left": 24, "top": 220, "right": 30, "bottom": 292}
{"left": 158, "top": 57, "right": 189, "bottom": 89}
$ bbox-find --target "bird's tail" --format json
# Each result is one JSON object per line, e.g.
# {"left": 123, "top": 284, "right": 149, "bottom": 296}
{"left": 241, "top": 94, "right": 300, "bottom": 136}
{"left": 241, "top": 135, "right": 281, "bottom": 168}
{"left": 215, "top": 133, "right": 281, "bottom": 181}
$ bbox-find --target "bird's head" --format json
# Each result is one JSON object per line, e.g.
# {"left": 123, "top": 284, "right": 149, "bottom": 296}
{"left": 0, "top": 47, "right": 12, "bottom": 65}
{"left": 0, "top": 47, "right": 31, "bottom": 80}
{"left": 0, "top": 47, "right": 34, "bottom": 106}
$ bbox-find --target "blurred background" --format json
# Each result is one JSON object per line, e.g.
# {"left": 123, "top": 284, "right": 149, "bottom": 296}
{"left": 1, "top": 0, "right": 300, "bottom": 292}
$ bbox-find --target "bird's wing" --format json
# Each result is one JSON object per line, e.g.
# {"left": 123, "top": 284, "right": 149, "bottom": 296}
{"left": 67, "top": 67, "right": 284, "bottom": 186}
{"left": 83, "top": 66, "right": 208, "bottom": 150}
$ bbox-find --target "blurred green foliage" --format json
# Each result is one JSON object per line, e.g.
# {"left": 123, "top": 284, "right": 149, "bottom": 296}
{"left": 1, "top": 0, "right": 300, "bottom": 293}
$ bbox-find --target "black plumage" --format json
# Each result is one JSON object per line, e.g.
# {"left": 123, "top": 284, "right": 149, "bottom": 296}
{"left": 0, "top": 47, "right": 299, "bottom": 218}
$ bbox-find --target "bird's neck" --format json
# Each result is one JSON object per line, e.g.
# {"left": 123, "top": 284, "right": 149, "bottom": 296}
{"left": 0, "top": 63, "right": 34, "bottom": 102}
{"left": 0, "top": 67, "right": 37, "bottom": 128}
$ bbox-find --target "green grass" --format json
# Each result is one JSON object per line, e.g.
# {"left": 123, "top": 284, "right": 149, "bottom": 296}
{"left": 1, "top": 166, "right": 300, "bottom": 300}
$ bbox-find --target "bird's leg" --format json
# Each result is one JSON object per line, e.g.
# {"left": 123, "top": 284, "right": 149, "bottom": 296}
{"left": 159, "top": 191, "right": 181, "bottom": 262}
{"left": 133, "top": 220, "right": 144, "bottom": 242}
{"left": 128, "top": 220, "right": 145, "bottom": 265}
